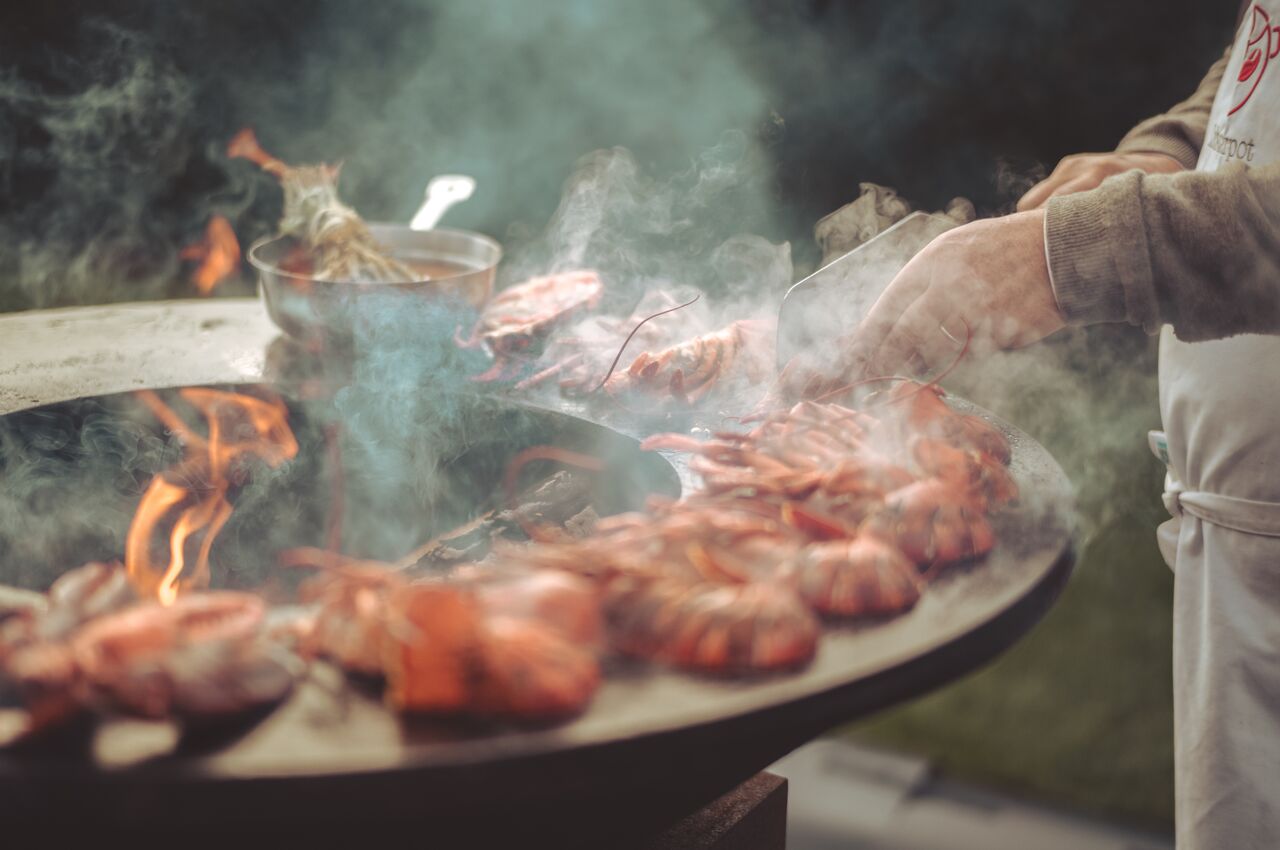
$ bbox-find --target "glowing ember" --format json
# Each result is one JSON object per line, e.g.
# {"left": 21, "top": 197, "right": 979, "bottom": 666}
{"left": 125, "top": 388, "right": 298, "bottom": 605}
{"left": 180, "top": 216, "right": 241, "bottom": 295}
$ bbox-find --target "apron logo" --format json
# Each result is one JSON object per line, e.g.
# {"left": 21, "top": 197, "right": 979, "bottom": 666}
{"left": 1230, "top": 4, "right": 1280, "bottom": 115}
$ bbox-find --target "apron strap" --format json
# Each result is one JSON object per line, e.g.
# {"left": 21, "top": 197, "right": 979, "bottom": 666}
{"left": 1166, "top": 486, "right": 1280, "bottom": 538}
{"left": 1151, "top": 431, "right": 1280, "bottom": 538}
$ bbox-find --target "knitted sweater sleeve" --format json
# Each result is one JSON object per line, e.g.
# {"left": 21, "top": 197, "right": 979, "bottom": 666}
{"left": 1044, "top": 48, "right": 1280, "bottom": 341}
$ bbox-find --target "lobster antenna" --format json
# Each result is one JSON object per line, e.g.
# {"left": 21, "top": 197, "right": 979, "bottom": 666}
{"left": 594, "top": 294, "right": 700, "bottom": 392}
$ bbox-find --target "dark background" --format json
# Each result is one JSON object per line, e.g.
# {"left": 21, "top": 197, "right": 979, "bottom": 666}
{"left": 0, "top": 0, "right": 1235, "bottom": 311}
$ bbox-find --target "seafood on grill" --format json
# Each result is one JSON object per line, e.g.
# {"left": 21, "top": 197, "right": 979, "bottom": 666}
{"left": 515, "top": 289, "right": 705, "bottom": 395}
{"left": 286, "top": 554, "right": 603, "bottom": 720}
{"left": 511, "top": 290, "right": 777, "bottom": 411}
{"left": 289, "top": 557, "right": 401, "bottom": 675}
{"left": 465, "top": 270, "right": 605, "bottom": 381}
{"left": 861, "top": 478, "right": 995, "bottom": 569}
{"left": 638, "top": 380, "right": 1014, "bottom": 591}
{"left": 0, "top": 563, "right": 297, "bottom": 741}
{"left": 779, "top": 537, "right": 922, "bottom": 618}
{"left": 488, "top": 502, "right": 817, "bottom": 673}
{"left": 599, "top": 319, "right": 775, "bottom": 409}
{"left": 603, "top": 575, "right": 819, "bottom": 673}
{"left": 384, "top": 582, "right": 599, "bottom": 718}
{"left": 228, "top": 128, "right": 416, "bottom": 284}
{"left": 910, "top": 436, "right": 1018, "bottom": 508}
{"left": 0, "top": 364, "right": 1019, "bottom": 744}
{"left": 881, "top": 381, "right": 1012, "bottom": 465}
{"left": 496, "top": 493, "right": 947, "bottom": 673}
{"left": 283, "top": 376, "right": 1015, "bottom": 684}
{"left": 0, "top": 562, "right": 135, "bottom": 649}
{"left": 475, "top": 271, "right": 604, "bottom": 355}
{"left": 646, "top": 381, "right": 1013, "bottom": 507}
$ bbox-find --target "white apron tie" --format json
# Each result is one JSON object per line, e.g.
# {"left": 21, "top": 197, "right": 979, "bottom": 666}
{"left": 1161, "top": 475, "right": 1280, "bottom": 538}
{"left": 1150, "top": 430, "right": 1280, "bottom": 575}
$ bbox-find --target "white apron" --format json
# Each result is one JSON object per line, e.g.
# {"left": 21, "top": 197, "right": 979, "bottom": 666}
{"left": 1152, "top": 5, "right": 1280, "bottom": 847}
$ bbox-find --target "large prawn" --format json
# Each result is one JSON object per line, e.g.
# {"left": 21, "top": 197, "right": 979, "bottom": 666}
{"left": 282, "top": 551, "right": 603, "bottom": 720}
{"left": 0, "top": 563, "right": 295, "bottom": 739}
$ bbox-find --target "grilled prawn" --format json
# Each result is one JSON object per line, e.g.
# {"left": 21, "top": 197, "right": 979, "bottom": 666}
{"left": 780, "top": 537, "right": 921, "bottom": 618}
{"left": 1, "top": 565, "right": 294, "bottom": 738}
{"left": 860, "top": 478, "right": 995, "bottom": 568}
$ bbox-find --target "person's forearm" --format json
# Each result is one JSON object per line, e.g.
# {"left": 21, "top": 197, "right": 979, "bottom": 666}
{"left": 1114, "top": 48, "right": 1231, "bottom": 168}
{"left": 1046, "top": 162, "right": 1280, "bottom": 341}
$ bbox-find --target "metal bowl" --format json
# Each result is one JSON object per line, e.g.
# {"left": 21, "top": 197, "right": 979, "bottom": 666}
{"left": 248, "top": 224, "right": 501, "bottom": 348}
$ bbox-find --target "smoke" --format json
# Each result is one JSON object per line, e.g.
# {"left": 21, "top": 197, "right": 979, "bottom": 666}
{"left": 0, "top": 0, "right": 1233, "bottom": 308}
{"left": 0, "top": 0, "right": 1236, "bottom": 585}
{"left": 947, "top": 329, "right": 1163, "bottom": 537}
{"left": 0, "top": 21, "right": 199, "bottom": 308}
{"left": 510, "top": 139, "right": 788, "bottom": 299}
{"left": 994, "top": 159, "right": 1047, "bottom": 211}
{"left": 0, "top": 0, "right": 792, "bottom": 589}
{"left": 944, "top": 161, "right": 1165, "bottom": 538}
{"left": 809, "top": 172, "right": 1165, "bottom": 538}
{"left": 0, "top": 0, "right": 788, "bottom": 311}
{"left": 0, "top": 398, "right": 174, "bottom": 588}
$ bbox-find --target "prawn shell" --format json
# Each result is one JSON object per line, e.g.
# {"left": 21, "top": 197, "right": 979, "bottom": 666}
{"left": 72, "top": 593, "right": 266, "bottom": 679}
{"left": 477, "top": 571, "right": 603, "bottom": 645}
{"left": 605, "top": 577, "right": 818, "bottom": 674}
{"left": 784, "top": 538, "right": 921, "bottom": 617}
{"left": 861, "top": 479, "right": 995, "bottom": 567}
{"left": 382, "top": 585, "right": 484, "bottom": 714}
{"left": 472, "top": 616, "right": 600, "bottom": 719}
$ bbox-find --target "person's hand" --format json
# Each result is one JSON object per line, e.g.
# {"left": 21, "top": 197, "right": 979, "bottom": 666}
{"left": 1016, "top": 151, "right": 1184, "bottom": 211}
{"left": 845, "top": 209, "right": 1064, "bottom": 379}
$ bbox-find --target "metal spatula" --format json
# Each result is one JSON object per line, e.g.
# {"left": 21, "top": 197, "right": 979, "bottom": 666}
{"left": 776, "top": 211, "right": 960, "bottom": 370}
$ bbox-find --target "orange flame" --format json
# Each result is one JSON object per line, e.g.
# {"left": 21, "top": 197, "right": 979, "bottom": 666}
{"left": 126, "top": 388, "right": 299, "bottom": 605}
{"left": 180, "top": 216, "right": 241, "bottom": 295}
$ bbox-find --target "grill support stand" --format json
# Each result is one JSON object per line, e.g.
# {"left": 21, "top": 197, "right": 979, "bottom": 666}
{"left": 641, "top": 773, "right": 788, "bottom": 850}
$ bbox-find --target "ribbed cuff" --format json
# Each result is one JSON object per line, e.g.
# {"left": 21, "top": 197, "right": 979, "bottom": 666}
{"left": 1116, "top": 115, "right": 1203, "bottom": 169}
{"left": 1115, "top": 137, "right": 1201, "bottom": 171}
{"left": 1045, "top": 172, "right": 1160, "bottom": 332}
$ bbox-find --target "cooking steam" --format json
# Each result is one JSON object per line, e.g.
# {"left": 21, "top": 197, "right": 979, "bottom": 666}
{"left": 0, "top": 1, "right": 1167, "bottom": 591}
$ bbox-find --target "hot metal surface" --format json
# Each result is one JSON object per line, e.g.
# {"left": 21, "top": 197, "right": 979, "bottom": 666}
{"left": 0, "top": 299, "right": 275, "bottom": 415}
{"left": 0, "top": 300, "right": 1075, "bottom": 847}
